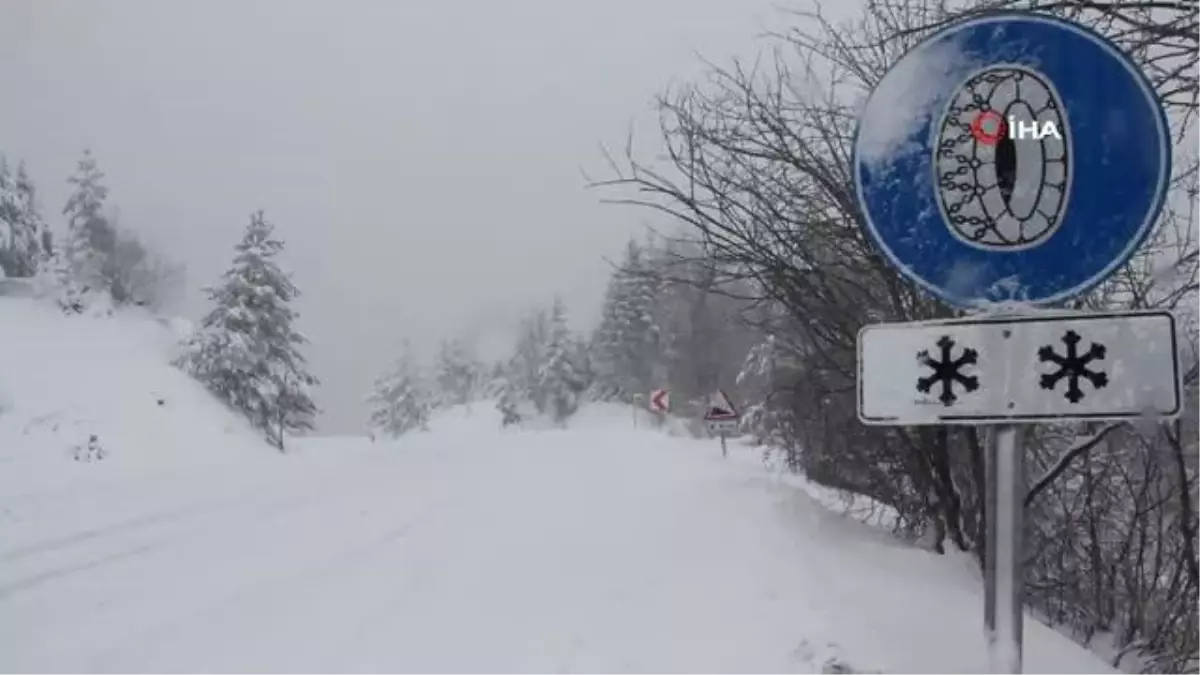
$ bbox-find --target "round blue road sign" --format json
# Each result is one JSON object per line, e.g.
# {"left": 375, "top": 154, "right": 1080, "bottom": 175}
{"left": 853, "top": 12, "right": 1170, "bottom": 308}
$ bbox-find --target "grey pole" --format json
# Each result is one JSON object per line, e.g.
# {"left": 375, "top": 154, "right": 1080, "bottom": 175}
{"left": 985, "top": 424, "right": 1025, "bottom": 674}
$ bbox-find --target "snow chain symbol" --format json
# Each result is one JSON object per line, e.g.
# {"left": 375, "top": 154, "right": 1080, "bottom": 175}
{"left": 935, "top": 66, "right": 1070, "bottom": 250}
{"left": 916, "top": 335, "right": 980, "bottom": 406}
{"left": 1038, "top": 330, "right": 1108, "bottom": 403}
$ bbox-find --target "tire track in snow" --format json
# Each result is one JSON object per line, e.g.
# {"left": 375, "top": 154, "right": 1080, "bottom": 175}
{"left": 0, "top": 487, "right": 341, "bottom": 601}
{"left": 0, "top": 501, "right": 224, "bottom": 563}
{"left": 0, "top": 457, "right": 313, "bottom": 555}
{"left": 0, "top": 444, "right": 409, "bottom": 563}
{"left": 2, "top": 475, "right": 338, "bottom": 560}
{"left": 0, "top": 541, "right": 164, "bottom": 601}
{"left": 0, "top": 452, "right": 408, "bottom": 600}
{"left": 87, "top": 496, "right": 458, "bottom": 672}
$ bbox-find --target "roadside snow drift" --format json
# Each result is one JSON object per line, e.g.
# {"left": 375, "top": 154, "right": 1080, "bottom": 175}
{"left": 0, "top": 298, "right": 1114, "bottom": 672}
{"left": 0, "top": 295, "right": 283, "bottom": 593}
{"left": 0, "top": 296, "right": 270, "bottom": 476}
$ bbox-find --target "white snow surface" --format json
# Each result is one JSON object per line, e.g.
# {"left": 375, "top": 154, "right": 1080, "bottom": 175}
{"left": 0, "top": 298, "right": 1115, "bottom": 673}
{"left": 0, "top": 297, "right": 271, "bottom": 484}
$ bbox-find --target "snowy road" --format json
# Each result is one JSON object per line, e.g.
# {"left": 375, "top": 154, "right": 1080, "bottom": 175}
{"left": 1, "top": 409, "right": 1112, "bottom": 673}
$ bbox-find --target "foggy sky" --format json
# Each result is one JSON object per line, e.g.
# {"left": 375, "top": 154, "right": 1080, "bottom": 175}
{"left": 0, "top": 0, "right": 793, "bottom": 433}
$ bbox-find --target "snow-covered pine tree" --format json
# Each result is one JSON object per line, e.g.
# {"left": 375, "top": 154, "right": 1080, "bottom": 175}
{"left": 537, "top": 297, "right": 588, "bottom": 424}
{"left": 177, "top": 210, "right": 319, "bottom": 450}
{"left": 496, "top": 378, "right": 523, "bottom": 427}
{"left": 0, "top": 159, "right": 49, "bottom": 278}
{"left": 623, "top": 243, "right": 665, "bottom": 392}
{"left": 736, "top": 334, "right": 800, "bottom": 467}
{"left": 432, "top": 338, "right": 480, "bottom": 409}
{"left": 649, "top": 242, "right": 725, "bottom": 402}
{"left": 589, "top": 267, "right": 626, "bottom": 401}
{"left": 480, "top": 361, "right": 508, "bottom": 400}
{"left": 30, "top": 233, "right": 92, "bottom": 314}
{"left": 0, "top": 159, "right": 18, "bottom": 278}
{"left": 493, "top": 308, "right": 551, "bottom": 423}
{"left": 513, "top": 308, "right": 550, "bottom": 412}
{"left": 590, "top": 240, "right": 663, "bottom": 403}
{"left": 16, "top": 162, "right": 51, "bottom": 274}
{"left": 62, "top": 150, "right": 114, "bottom": 295}
{"left": 367, "top": 341, "right": 431, "bottom": 438}
{"left": 569, "top": 333, "right": 595, "bottom": 396}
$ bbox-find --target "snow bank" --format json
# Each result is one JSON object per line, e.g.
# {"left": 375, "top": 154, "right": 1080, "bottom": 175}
{"left": 0, "top": 296, "right": 275, "bottom": 492}
{"left": 567, "top": 401, "right": 707, "bottom": 438}
{"left": 424, "top": 400, "right": 505, "bottom": 435}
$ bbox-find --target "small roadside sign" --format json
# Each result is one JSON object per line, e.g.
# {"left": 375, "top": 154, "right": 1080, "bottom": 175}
{"left": 703, "top": 390, "right": 740, "bottom": 457}
{"left": 649, "top": 389, "right": 669, "bottom": 413}
{"left": 858, "top": 311, "right": 1181, "bottom": 426}
{"left": 705, "top": 418, "right": 739, "bottom": 435}
{"left": 703, "top": 390, "right": 739, "bottom": 420}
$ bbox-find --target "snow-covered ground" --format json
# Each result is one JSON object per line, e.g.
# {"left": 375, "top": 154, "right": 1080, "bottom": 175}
{"left": 0, "top": 297, "right": 1115, "bottom": 672}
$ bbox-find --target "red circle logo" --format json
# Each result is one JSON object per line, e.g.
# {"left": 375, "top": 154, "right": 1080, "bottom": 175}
{"left": 969, "top": 111, "right": 1006, "bottom": 145}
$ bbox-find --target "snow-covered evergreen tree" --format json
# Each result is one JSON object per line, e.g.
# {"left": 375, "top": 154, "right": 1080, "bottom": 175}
{"left": 432, "top": 338, "right": 480, "bottom": 409}
{"left": 569, "top": 333, "right": 595, "bottom": 396}
{"left": 493, "top": 308, "right": 550, "bottom": 423}
{"left": 491, "top": 301, "right": 591, "bottom": 426}
{"left": 510, "top": 309, "right": 550, "bottom": 411}
{"left": 38, "top": 245, "right": 89, "bottom": 314}
{"left": 650, "top": 242, "right": 729, "bottom": 401}
{"left": 624, "top": 245, "right": 665, "bottom": 389}
{"left": 736, "top": 334, "right": 800, "bottom": 460}
{"left": 0, "top": 159, "right": 48, "bottom": 278}
{"left": 480, "top": 361, "right": 508, "bottom": 400}
{"left": 177, "top": 210, "right": 319, "bottom": 450}
{"left": 62, "top": 150, "right": 114, "bottom": 295}
{"left": 591, "top": 240, "right": 663, "bottom": 402}
{"left": 590, "top": 271, "right": 625, "bottom": 400}
{"left": 537, "top": 298, "right": 588, "bottom": 423}
{"left": 367, "top": 341, "right": 431, "bottom": 438}
{"left": 496, "top": 378, "right": 524, "bottom": 427}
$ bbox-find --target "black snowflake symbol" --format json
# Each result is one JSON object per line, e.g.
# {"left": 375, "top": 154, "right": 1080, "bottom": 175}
{"left": 1038, "top": 330, "right": 1108, "bottom": 403}
{"left": 916, "top": 335, "right": 980, "bottom": 406}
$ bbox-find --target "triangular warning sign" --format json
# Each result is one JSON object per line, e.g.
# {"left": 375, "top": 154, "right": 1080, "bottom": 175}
{"left": 704, "top": 390, "right": 739, "bottom": 420}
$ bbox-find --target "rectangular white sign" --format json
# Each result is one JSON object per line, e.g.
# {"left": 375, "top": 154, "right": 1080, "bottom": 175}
{"left": 858, "top": 311, "right": 1181, "bottom": 426}
{"left": 707, "top": 419, "right": 739, "bottom": 435}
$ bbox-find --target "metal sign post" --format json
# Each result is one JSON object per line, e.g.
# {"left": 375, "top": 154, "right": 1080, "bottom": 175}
{"left": 852, "top": 12, "right": 1173, "bottom": 674}
{"left": 986, "top": 424, "right": 1025, "bottom": 673}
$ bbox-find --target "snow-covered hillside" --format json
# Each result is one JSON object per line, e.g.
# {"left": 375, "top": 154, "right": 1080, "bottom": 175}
{"left": 0, "top": 295, "right": 274, "bottom": 480}
{"left": 0, "top": 296, "right": 1114, "bottom": 672}
{"left": 0, "top": 294, "right": 287, "bottom": 583}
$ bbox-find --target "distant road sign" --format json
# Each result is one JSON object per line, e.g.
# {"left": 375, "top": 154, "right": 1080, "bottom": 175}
{"left": 852, "top": 12, "right": 1170, "bottom": 307}
{"left": 706, "top": 419, "right": 739, "bottom": 436}
{"left": 858, "top": 311, "right": 1180, "bottom": 425}
{"left": 649, "top": 389, "right": 670, "bottom": 413}
{"left": 704, "top": 390, "right": 739, "bottom": 420}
